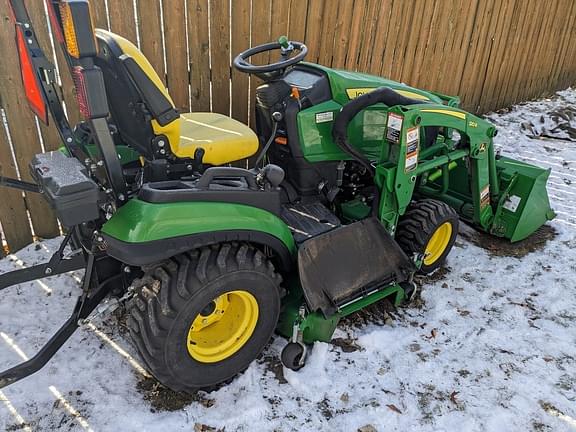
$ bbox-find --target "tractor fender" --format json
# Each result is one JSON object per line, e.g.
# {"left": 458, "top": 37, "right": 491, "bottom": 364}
{"left": 101, "top": 199, "right": 296, "bottom": 270}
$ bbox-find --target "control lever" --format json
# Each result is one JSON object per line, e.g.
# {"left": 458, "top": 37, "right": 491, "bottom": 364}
{"left": 253, "top": 111, "right": 282, "bottom": 168}
{"left": 258, "top": 164, "right": 285, "bottom": 189}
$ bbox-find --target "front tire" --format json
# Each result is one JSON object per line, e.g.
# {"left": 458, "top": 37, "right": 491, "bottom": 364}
{"left": 127, "top": 243, "right": 282, "bottom": 392}
{"left": 396, "top": 199, "right": 459, "bottom": 274}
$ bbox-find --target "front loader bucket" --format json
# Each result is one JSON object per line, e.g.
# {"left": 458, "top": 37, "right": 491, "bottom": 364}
{"left": 491, "top": 157, "right": 555, "bottom": 242}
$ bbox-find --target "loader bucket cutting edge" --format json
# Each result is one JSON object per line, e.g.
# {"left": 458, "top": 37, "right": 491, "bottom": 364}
{"left": 492, "top": 157, "right": 555, "bottom": 242}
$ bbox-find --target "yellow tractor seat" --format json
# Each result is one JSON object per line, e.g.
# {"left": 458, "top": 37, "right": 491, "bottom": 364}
{"left": 94, "top": 29, "right": 259, "bottom": 166}
{"left": 174, "top": 113, "right": 259, "bottom": 165}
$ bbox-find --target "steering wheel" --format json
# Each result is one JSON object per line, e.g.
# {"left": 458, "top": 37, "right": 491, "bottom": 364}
{"left": 233, "top": 36, "right": 307, "bottom": 78}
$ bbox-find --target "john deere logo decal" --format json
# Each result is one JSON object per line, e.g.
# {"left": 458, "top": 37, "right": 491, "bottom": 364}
{"left": 346, "top": 88, "right": 431, "bottom": 101}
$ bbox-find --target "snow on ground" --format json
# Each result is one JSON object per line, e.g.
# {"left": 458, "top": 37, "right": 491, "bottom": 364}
{"left": 1, "top": 89, "right": 575, "bottom": 432}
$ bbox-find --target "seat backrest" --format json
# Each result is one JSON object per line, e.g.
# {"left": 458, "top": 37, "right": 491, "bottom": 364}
{"left": 94, "top": 30, "right": 180, "bottom": 159}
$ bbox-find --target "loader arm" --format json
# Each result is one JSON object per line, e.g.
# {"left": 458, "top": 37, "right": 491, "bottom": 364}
{"left": 377, "top": 103, "right": 554, "bottom": 241}
{"left": 398, "top": 104, "right": 498, "bottom": 229}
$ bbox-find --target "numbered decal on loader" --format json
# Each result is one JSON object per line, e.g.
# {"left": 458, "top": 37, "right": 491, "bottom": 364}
{"left": 405, "top": 126, "right": 419, "bottom": 172}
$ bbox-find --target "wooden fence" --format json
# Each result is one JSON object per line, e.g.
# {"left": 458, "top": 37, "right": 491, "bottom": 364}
{"left": 0, "top": 0, "right": 575, "bottom": 254}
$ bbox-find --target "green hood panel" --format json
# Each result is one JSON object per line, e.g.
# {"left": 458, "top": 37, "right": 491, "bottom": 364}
{"left": 306, "top": 63, "right": 449, "bottom": 106}
{"left": 102, "top": 199, "right": 296, "bottom": 251}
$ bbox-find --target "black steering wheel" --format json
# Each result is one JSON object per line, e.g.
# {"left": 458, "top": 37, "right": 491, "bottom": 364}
{"left": 233, "top": 36, "right": 307, "bottom": 79}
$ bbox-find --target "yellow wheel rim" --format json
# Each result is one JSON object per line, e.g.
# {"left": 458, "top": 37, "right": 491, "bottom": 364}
{"left": 187, "top": 290, "right": 259, "bottom": 363}
{"left": 424, "top": 222, "right": 453, "bottom": 265}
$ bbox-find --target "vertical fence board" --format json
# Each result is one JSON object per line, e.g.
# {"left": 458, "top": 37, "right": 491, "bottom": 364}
{"left": 492, "top": 0, "right": 525, "bottom": 110}
{"left": 356, "top": 0, "right": 381, "bottom": 72}
{"left": 406, "top": 0, "right": 439, "bottom": 86}
{"left": 317, "top": 0, "right": 340, "bottom": 66}
{"left": 367, "top": 0, "right": 393, "bottom": 76}
{"left": 388, "top": 1, "right": 418, "bottom": 82}
{"left": 288, "top": 0, "right": 308, "bottom": 43}
{"left": 457, "top": 0, "right": 495, "bottom": 110}
{"left": 108, "top": 0, "right": 137, "bottom": 45}
{"left": 271, "top": 0, "right": 290, "bottom": 39}
{"left": 163, "top": 0, "right": 190, "bottom": 111}
{"left": 249, "top": 0, "right": 271, "bottom": 127}
{"left": 527, "top": 0, "right": 562, "bottom": 99}
{"left": 344, "top": 0, "right": 366, "bottom": 70}
{"left": 395, "top": 0, "right": 427, "bottom": 83}
{"left": 548, "top": 0, "right": 574, "bottom": 91}
{"left": 0, "top": 115, "right": 33, "bottom": 251}
{"left": 558, "top": 14, "right": 576, "bottom": 88}
{"left": 304, "top": 0, "right": 324, "bottom": 64}
{"left": 503, "top": 0, "right": 538, "bottom": 106}
{"left": 91, "top": 0, "right": 109, "bottom": 30}
{"left": 476, "top": 0, "right": 516, "bottom": 112}
{"left": 468, "top": 0, "right": 504, "bottom": 111}
{"left": 379, "top": 1, "right": 402, "bottom": 81}
{"left": 444, "top": 0, "right": 480, "bottom": 99}
{"left": 209, "top": 0, "right": 231, "bottom": 115}
{"left": 408, "top": 0, "right": 438, "bottom": 89}
{"left": 428, "top": 0, "right": 461, "bottom": 93}
{"left": 508, "top": 0, "right": 543, "bottom": 105}
{"left": 0, "top": 1, "right": 59, "bottom": 239}
{"left": 331, "top": 0, "right": 354, "bottom": 69}
{"left": 231, "top": 0, "right": 251, "bottom": 123}
{"left": 188, "top": 0, "right": 211, "bottom": 112}
{"left": 251, "top": 0, "right": 272, "bottom": 65}
{"left": 554, "top": 1, "right": 576, "bottom": 89}
{"left": 137, "top": 0, "right": 166, "bottom": 83}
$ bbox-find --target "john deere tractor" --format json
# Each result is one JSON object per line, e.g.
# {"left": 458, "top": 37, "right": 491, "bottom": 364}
{"left": 0, "top": 0, "right": 554, "bottom": 392}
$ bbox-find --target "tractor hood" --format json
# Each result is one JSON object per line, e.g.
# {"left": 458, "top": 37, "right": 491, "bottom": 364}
{"left": 305, "top": 63, "right": 457, "bottom": 107}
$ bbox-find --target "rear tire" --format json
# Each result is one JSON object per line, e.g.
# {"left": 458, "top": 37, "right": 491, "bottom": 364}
{"left": 396, "top": 199, "right": 459, "bottom": 274}
{"left": 127, "top": 243, "right": 282, "bottom": 392}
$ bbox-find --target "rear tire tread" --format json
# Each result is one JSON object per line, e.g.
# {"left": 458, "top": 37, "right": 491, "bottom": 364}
{"left": 126, "top": 243, "right": 282, "bottom": 392}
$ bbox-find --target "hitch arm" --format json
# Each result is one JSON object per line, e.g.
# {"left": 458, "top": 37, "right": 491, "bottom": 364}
{"left": 0, "top": 231, "right": 85, "bottom": 291}
{"left": 0, "top": 253, "right": 120, "bottom": 388}
{"left": 0, "top": 254, "right": 85, "bottom": 290}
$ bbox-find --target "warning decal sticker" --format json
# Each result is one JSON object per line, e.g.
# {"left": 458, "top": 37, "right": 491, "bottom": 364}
{"left": 386, "top": 113, "right": 403, "bottom": 144}
{"left": 405, "top": 126, "right": 419, "bottom": 172}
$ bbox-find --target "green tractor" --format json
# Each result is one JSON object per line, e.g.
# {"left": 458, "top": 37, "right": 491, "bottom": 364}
{"left": 0, "top": 0, "right": 554, "bottom": 392}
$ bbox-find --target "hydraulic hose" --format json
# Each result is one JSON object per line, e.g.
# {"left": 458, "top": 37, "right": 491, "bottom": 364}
{"left": 254, "top": 116, "right": 279, "bottom": 168}
{"left": 332, "top": 87, "right": 427, "bottom": 214}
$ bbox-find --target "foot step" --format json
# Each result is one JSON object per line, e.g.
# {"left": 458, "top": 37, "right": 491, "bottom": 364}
{"left": 281, "top": 203, "right": 341, "bottom": 244}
